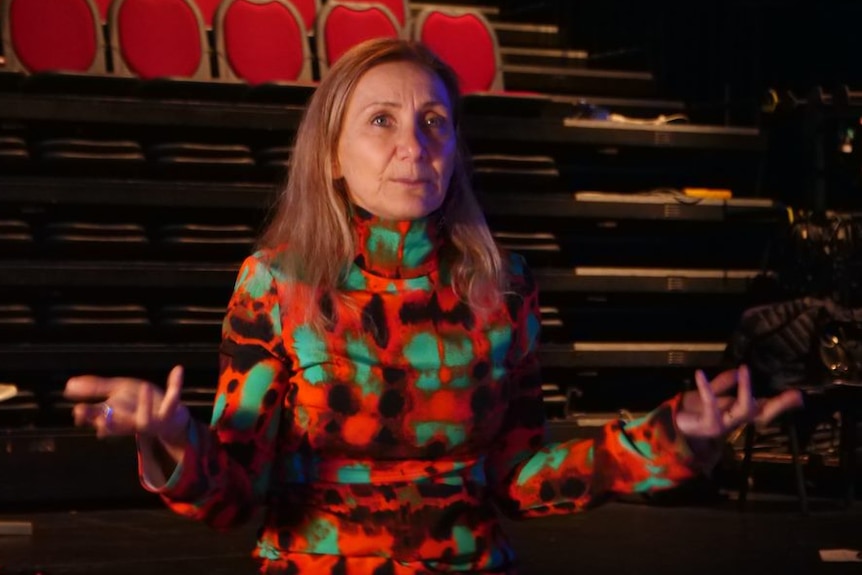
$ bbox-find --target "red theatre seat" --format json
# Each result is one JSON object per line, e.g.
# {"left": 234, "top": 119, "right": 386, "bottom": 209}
{"left": 215, "top": 0, "right": 312, "bottom": 84}
{"left": 289, "top": 0, "right": 319, "bottom": 33}
{"left": 110, "top": 0, "right": 210, "bottom": 80}
{"left": 192, "top": 0, "right": 221, "bottom": 27}
{"left": 94, "top": 0, "right": 112, "bottom": 22}
{"left": 337, "top": 0, "right": 407, "bottom": 32}
{"left": 1, "top": 0, "right": 106, "bottom": 74}
{"left": 316, "top": 2, "right": 401, "bottom": 76}
{"left": 200, "top": 0, "right": 318, "bottom": 34}
{"left": 413, "top": 7, "right": 503, "bottom": 94}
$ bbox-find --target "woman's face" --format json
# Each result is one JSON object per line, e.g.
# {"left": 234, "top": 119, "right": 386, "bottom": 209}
{"left": 335, "top": 60, "right": 456, "bottom": 220}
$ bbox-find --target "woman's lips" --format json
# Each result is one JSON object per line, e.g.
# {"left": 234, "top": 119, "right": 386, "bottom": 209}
{"left": 392, "top": 178, "right": 431, "bottom": 185}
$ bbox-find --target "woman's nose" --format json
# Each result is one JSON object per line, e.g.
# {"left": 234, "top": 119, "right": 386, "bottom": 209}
{"left": 396, "top": 123, "right": 428, "bottom": 160}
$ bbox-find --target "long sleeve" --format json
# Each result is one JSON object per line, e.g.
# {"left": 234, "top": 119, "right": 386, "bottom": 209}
{"left": 139, "top": 254, "right": 293, "bottom": 529}
{"left": 486, "top": 255, "right": 700, "bottom": 519}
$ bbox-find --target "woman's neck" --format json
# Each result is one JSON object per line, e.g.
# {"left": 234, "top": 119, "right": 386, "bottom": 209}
{"left": 351, "top": 205, "right": 443, "bottom": 279}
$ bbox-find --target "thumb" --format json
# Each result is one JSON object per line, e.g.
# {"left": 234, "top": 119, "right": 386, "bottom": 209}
{"left": 158, "top": 365, "right": 185, "bottom": 420}
{"left": 158, "top": 366, "right": 190, "bottom": 450}
{"left": 754, "top": 389, "right": 805, "bottom": 426}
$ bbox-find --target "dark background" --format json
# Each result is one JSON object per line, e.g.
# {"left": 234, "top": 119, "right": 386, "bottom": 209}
{"left": 503, "top": 0, "right": 862, "bottom": 122}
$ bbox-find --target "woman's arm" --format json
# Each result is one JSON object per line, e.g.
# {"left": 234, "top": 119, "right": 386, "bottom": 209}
{"left": 140, "top": 254, "right": 293, "bottom": 530}
{"left": 485, "top": 255, "right": 699, "bottom": 519}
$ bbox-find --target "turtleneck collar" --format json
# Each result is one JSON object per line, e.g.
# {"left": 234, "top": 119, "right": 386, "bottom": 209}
{"left": 351, "top": 205, "right": 443, "bottom": 279}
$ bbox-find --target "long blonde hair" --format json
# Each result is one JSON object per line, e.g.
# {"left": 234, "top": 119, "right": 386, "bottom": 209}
{"left": 259, "top": 38, "right": 506, "bottom": 324}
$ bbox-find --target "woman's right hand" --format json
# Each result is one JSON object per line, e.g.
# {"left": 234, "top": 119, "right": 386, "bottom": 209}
{"left": 64, "top": 365, "right": 191, "bottom": 460}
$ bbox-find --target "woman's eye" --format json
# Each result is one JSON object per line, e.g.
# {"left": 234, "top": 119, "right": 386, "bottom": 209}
{"left": 371, "top": 115, "right": 391, "bottom": 127}
{"left": 425, "top": 114, "right": 448, "bottom": 128}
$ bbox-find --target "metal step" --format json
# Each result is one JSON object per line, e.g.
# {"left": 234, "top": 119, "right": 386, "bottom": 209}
{"left": 539, "top": 341, "right": 726, "bottom": 368}
{"left": 410, "top": 2, "right": 499, "bottom": 19}
{"left": 550, "top": 94, "right": 687, "bottom": 118}
{"left": 503, "top": 63, "right": 656, "bottom": 98}
{"left": 493, "top": 21, "right": 563, "bottom": 49}
{"left": 500, "top": 46, "right": 589, "bottom": 68}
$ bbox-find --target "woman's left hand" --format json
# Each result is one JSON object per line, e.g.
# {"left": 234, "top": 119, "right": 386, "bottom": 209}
{"left": 675, "top": 365, "right": 804, "bottom": 440}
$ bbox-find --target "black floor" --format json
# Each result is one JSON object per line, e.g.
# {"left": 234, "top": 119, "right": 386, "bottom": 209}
{"left": 3, "top": 494, "right": 862, "bottom": 575}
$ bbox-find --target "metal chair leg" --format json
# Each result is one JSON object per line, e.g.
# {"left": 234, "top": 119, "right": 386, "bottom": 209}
{"left": 738, "top": 424, "right": 756, "bottom": 511}
{"left": 787, "top": 419, "right": 809, "bottom": 515}
{"left": 839, "top": 409, "right": 856, "bottom": 508}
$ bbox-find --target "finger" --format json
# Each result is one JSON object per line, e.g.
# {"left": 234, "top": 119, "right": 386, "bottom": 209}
{"left": 714, "top": 396, "right": 736, "bottom": 412}
{"left": 695, "top": 370, "right": 720, "bottom": 429}
{"left": 93, "top": 402, "right": 116, "bottom": 438}
{"left": 95, "top": 411, "right": 111, "bottom": 439}
{"left": 158, "top": 365, "right": 184, "bottom": 420}
{"left": 102, "top": 400, "right": 151, "bottom": 436}
{"left": 707, "top": 367, "right": 740, "bottom": 395}
{"left": 72, "top": 402, "right": 103, "bottom": 427}
{"left": 64, "top": 376, "right": 121, "bottom": 400}
{"left": 726, "top": 365, "right": 755, "bottom": 427}
{"left": 754, "top": 389, "right": 805, "bottom": 426}
{"left": 136, "top": 383, "right": 154, "bottom": 433}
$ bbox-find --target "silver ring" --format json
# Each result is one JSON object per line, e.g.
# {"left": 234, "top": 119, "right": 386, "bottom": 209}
{"left": 101, "top": 402, "right": 114, "bottom": 428}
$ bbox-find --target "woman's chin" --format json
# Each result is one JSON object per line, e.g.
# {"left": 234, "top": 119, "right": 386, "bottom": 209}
{"left": 383, "top": 197, "right": 444, "bottom": 220}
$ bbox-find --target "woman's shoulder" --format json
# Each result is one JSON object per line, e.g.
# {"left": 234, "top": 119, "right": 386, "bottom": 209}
{"left": 244, "top": 245, "right": 286, "bottom": 265}
{"left": 235, "top": 245, "right": 292, "bottom": 288}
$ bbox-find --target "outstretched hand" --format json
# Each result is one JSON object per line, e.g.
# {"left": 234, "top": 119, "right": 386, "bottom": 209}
{"left": 64, "top": 365, "right": 190, "bottom": 456}
{"left": 675, "top": 365, "right": 804, "bottom": 440}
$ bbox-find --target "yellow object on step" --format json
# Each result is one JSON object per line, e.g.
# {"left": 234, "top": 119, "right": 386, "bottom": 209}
{"left": 0, "top": 384, "right": 18, "bottom": 402}
{"left": 683, "top": 187, "right": 733, "bottom": 200}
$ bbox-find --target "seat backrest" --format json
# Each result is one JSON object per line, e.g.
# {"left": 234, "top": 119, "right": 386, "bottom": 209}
{"left": 94, "top": 0, "right": 112, "bottom": 22}
{"left": 288, "top": 0, "right": 319, "bottom": 32}
{"left": 413, "top": 7, "right": 503, "bottom": 94}
{"left": 332, "top": 0, "right": 407, "bottom": 32}
{"left": 195, "top": 0, "right": 319, "bottom": 33}
{"left": 192, "top": 0, "right": 222, "bottom": 27}
{"left": 215, "top": 0, "right": 312, "bottom": 84}
{"left": 1, "top": 0, "right": 106, "bottom": 74}
{"left": 316, "top": 1, "right": 401, "bottom": 76}
{"left": 110, "top": 0, "right": 210, "bottom": 80}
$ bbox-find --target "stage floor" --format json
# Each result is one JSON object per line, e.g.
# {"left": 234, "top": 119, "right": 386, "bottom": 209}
{"left": 2, "top": 495, "right": 862, "bottom": 575}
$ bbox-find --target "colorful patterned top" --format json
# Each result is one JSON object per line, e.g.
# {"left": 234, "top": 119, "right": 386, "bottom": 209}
{"left": 142, "top": 207, "right": 700, "bottom": 574}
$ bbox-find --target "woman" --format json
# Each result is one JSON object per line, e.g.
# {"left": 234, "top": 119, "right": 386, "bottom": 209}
{"left": 65, "top": 38, "right": 802, "bottom": 574}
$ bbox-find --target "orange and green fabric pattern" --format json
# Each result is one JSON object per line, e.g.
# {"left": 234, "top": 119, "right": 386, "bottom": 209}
{"left": 141, "top": 207, "right": 701, "bottom": 574}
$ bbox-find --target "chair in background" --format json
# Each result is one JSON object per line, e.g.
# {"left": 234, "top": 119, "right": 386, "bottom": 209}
{"left": 286, "top": 0, "right": 320, "bottom": 34}
{"left": 413, "top": 6, "right": 555, "bottom": 118}
{"left": 0, "top": 304, "right": 35, "bottom": 343}
{"left": 110, "top": 0, "right": 255, "bottom": 174}
{"left": 727, "top": 239, "right": 862, "bottom": 514}
{"left": 316, "top": 1, "right": 401, "bottom": 76}
{"left": 214, "top": 0, "right": 313, "bottom": 86}
{"left": 46, "top": 303, "right": 151, "bottom": 342}
{"left": 0, "top": 128, "right": 30, "bottom": 173}
{"left": 413, "top": 6, "right": 558, "bottom": 195}
{"left": 1, "top": 0, "right": 146, "bottom": 172}
{"left": 194, "top": 0, "right": 318, "bottom": 31}
{"left": 156, "top": 222, "right": 256, "bottom": 260}
{"left": 334, "top": 0, "right": 408, "bottom": 34}
{"left": 1, "top": 0, "right": 106, "bottom": 75}
{"left": 157, "top": 303, "right": 225, "bottom": 343}
{"left": 146, "top": 141, "right": 257, "bottom": 181}
{"left": 93, "top": 0, "right": 112, "bottom": 22}
{"left": 42, "top": 221, "right": 150, "bottom": 259}
{"left": 109, "top": 0, "right": 210, "bottom": 81}
{"left": 413, "top": 6, "right": 502, "bottom": 94}
{"left": 192, "top": 0, "right": 222, "bottom": 27}
{"left": 35, "top": 138, "right": 146, "bottom": 177}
